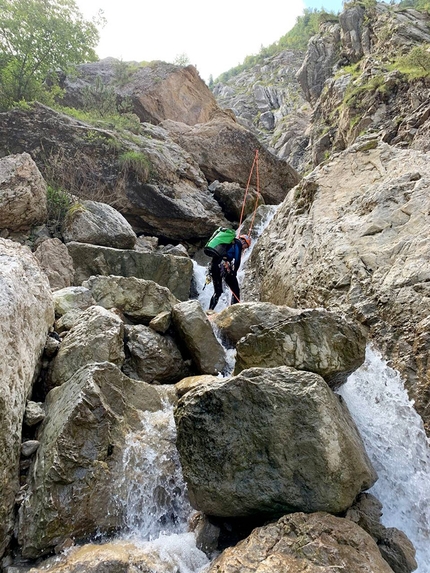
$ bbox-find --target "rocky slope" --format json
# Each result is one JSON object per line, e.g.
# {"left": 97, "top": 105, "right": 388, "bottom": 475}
{"left": 1, "top": 2, "right": 429, "bottom": 572}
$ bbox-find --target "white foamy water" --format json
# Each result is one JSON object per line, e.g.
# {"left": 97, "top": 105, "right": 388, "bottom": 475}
{"left": 115, "top": 398, "right": 209, "bottom": 572}
{"left": 338, "top": 345, "right": 430, "bottom": 572}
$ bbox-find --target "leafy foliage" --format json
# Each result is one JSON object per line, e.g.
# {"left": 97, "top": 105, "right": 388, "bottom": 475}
{"left": 397, "top": 0, "right": 430, "bottom": 10}
{"left": 395, "top": 44, "right": 430, "bottom": 77}
{"left": 46, "top": 184, "right": 72, "bottom": 234}
{"left": 0, "top": 0, "right": 102, "bottom": 110}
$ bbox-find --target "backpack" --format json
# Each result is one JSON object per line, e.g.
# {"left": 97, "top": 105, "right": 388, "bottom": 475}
{"left": 204, "top": 227, "right": 236, "bottom": 258}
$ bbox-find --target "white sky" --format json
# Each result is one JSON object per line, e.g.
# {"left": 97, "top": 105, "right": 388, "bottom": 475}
{"left": 75, "top": 0, "right": 306, "bottom": 83}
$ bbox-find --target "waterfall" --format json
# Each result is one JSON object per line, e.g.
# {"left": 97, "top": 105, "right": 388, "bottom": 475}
{"left": 338, "top": 346, "right": 430, "bottom": 573}
{"left": 114, "top": 389, "right": 210, "bottom": 573}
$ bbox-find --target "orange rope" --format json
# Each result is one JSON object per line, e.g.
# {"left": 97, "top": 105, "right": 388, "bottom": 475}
{"left": 238, "top": 149, "right": 261, "bottom": 236}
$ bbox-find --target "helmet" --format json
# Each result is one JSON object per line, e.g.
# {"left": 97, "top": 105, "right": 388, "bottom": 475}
{"left": 239, "top": 234, "right": 251, "bottom": 248}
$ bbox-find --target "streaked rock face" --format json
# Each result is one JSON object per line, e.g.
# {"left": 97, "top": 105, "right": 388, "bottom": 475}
{"left": 0, "top": 239, "right": 54, "bottom": 557}
{"left": 245, "top": 142, "right": 430, "bottom": 433}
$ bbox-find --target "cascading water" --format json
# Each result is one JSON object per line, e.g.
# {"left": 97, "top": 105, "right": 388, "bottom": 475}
{"left": 114, "top": 388, "right": 210, "bottom": 573}
{"left": 338, "top": 346, "right": 430, "bottom": 572}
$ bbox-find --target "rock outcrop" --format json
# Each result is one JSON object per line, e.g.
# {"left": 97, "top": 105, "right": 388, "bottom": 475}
{"left": 34, "top": 238, "right": 75, "bottom": 291}
{"left": 245, "top": 142, "right": 430, "bottom": 432}
{"left": 0, "top": 240, "right": 54, "bottom": 557}
{"left": 175, "top": 366, "right": 376, "bottom": 518}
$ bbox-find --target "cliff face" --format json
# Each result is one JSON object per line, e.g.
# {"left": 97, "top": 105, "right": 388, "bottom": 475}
{"left": 213, "top": 3, "right": 430, "bottom": 171}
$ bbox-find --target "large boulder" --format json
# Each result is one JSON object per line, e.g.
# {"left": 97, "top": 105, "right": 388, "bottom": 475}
{"left": 60, "top": 59, "right": 220, "bottom": 126}
{"left": 207, "top": 512, "right": 394, "bottom": 573}
{"left": 174, "top": 366, "right": 376, "bottom": 518}
{"left": 62, "top": 200, "right": 137, "bottom": 249}
{"left": 234, "top": 308, "right": 367, "bottom": 388}
{"left": 161, "top": 113, "right": 301, "bottom": 204}
{"left": 18, "top": 362, "right": 163, "bottom": 558}
{"left": 0, "top": 104, "right": 228, "bottom": 241}
{"left": 34, "top": 238, "right": 75, "bottom": 291}
{"left": 0, "top": 239, "right": 54, "bottom": 558}
{"left": 48, "top": 306, "right": 125, "bottom": 387}
{"left": 52, "top": 286, "right": 95, "bottom": 317}
{"left": 82, "top": 275, "right": 179, "bottom": 323}
{"left": 172, "top": 300, "right": 227, "bottom": 375}
{"left": 0, "top": 152, "right": 47, "bottom": 231}
{"left": 212, "top": 301, "right": 301, "bottom": 346}
{"left": 123, "top": 324, "right": 191, "bottom": 383}
{"left": 67, "top": 242, "right": 193, "bottom": 301}
{"left": 245, "top": 142, "right": 430, "bottom": 432}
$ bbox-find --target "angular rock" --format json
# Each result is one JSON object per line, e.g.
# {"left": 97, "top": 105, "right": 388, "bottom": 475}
{"left": 149, "top": 311, "right": 172, "bottom": 333}
{"left": 18, "top": 362, "right": 163, "bottom": 558}
{"left": 24, "top": 402, "right": 46, "bottom": 427}
{"left": 60, "top": 59, "right": 219, "bottom": 126}
{"left": 34, "top": 238, "right": 75, "bottom": 291}
{"left": 175, "top": 375, "right": 220, "bottom": 398}
{"left": 162, "top": 113, "right": 301, "bottom": 204}
{"left": 174, "top": 366, "right": 376, "bottom": 518}
{"left": 213, "top": 301, "right": 300, "bottom": 346}
{"left": 123, "top": 324, "right": 190, "bottom": 383}
{"left": 207, "top": 512, "right": 394, "bottom": 573}
{"left": 234, "top": 308, "right": 367, "bottom": 388}
{"left": 52, "top": 286, "right": 95, "bottom": 317}
{"left": 209, "top": 181, "right": 264, "bottom": 222}
{"left": 67, "top": 242, "right": 193, "bottom": 301}
{"left": 82, "top": 275, "right": 179, "bottom": 323}
{"left": 0, "top": 153, "right": 47, "bottom": 231}
{"left": 49, "top": 306, "right": 125, "bottom": 387}
{"left": 0, "top": 239, "right": 54, "bottom": 558}
{"left": 172, "top": 300, "right": 226, "bottom": 375}
{"left": 62, "top": 200, "right": 137, "bottom": 249}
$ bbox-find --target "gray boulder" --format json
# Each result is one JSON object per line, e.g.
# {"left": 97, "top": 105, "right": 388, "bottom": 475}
{"left": 18, "top": 362, "right": 163, "bottom": 558}
{"left": 172, "top": 300, "right": 226, "bottom": 375}
{"left": 49, "top": 306, "right": 125, "bottom": 387}
{"left": 234, "top": 308, "right": 367, "bottom": 388}
{"left": 0, "top": 153, "right": 47, "bottom": 231}
{"left": 34, "top": 238, "right": 75, "bottom": 291}
{"left": 82, "top": 275, "right": 179, "bottom": 323}
{"left": 52, "top": 286, "right": 95, "bottom": 317}
{"left": 62, "top": 200, "right": 137, "bottom": 249}
{"left": 0, "top": 239, "right": 54, "bottom": 558}
{"left": 67, "top": 241, "right": 193, "bottom": 301}
{"left": 174, "top": 366, "right": 377, "bottom": 518}
{"left": 123, "top": 324, "right": 191, "bottom": 383}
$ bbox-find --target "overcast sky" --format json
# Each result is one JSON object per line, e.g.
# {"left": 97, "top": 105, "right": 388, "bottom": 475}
{"left": 75, "top": 0, "right": 344, "bottom": 82}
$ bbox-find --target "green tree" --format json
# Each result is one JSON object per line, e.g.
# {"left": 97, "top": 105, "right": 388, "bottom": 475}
{"left": 173, "top": 53, "right": 190, "bottom": 66}
{"left": 0, "top": 0, "right": 102, "bottom": 110}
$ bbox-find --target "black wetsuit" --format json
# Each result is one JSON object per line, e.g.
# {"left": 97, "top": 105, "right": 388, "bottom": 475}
{"left": 209, "top": 238, "right": 243, "bottom": 311}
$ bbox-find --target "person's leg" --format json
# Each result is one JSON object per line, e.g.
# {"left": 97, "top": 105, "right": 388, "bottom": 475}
{"left": 209, "top": 260, "right": 223, "bottom": 310}
{"left": 225, "top": 274, "right": 240, "bottom": 305}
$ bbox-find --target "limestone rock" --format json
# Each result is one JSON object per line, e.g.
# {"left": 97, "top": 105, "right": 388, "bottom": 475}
{"left": 245, "top": 143, "right": 430, "bottom": 432}
{"left": 161, "top": 113, "right": 301, "bottom": 204}
{"left": 174, "top": 366, "right": 376, "bottom": 518}
{"left": 0, "top": 153, "right": 47, "bottom": 231}
{"left": 213, "top": 301, "right": 300, "bottom": 346}
{"left": 175, "top": 375, "right": 220, "bottom": 398}
{"left": 52, "top": 286, "right": 95, "bottom": 317}
{"left": 207, "top": 512, "right": 394, "bottom": 573}
{"left": 34, "top": 238, "right": 75, "bottom": 291}
{"left": 62, "top": 200, "right": 137, "bottom": 249}
{"left": 49, "top": 306, "right": 125, "bottom": 387}
{"left": 18, "top": 362, "right": 163, "bottom": 558}
{"left": 0, "top": 239, "right": 54, "bottom": 558}
{"left": 172, "top": 300, "right": 226, "bottom": 375}
{"left": 82, "top": 275, "right": 179, "bottom": 323}
{"left": 67, "top": 242, "right": 193, "bottom": 301}
{"left": 123, "top": 324, "right": 190, "bottom": 383}
{"left": 234, "top": 308, "right": 366, "bottom": 388}
{"left": 209, "top": 181, "right": 264, "bottom": 222}
{"left": 60, "top": 59, "right": 219, "bottom": 126}
{"left": 149, "top": 311, "right": 172, "bottom": 333}
{"left": 21, "top": 441, "right": 40, "bottom": 457}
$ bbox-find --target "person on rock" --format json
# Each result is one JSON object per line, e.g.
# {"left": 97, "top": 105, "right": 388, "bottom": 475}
{"left": 208, "top": 234, "right": 251, "bottom": 311}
